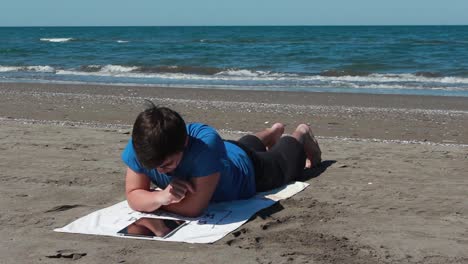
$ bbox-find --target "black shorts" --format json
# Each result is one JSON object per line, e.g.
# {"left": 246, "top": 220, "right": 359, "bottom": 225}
{"left": 228, "top": 135, "right": 306, "bottom": 192}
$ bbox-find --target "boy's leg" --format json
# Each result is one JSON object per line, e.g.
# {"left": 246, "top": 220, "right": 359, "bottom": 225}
{"left": 252, "top": 123, "right": 285, "bottom": 150}
{"left": 234, "top": 123, "right": 321, "bottom": 192}
{"left": 255, "top": 124, "right": 322, "bottom": 192}
{"left": 237, "top": 123, "right": 285, "bottom": 152}
{"left": 231, "top": 123, "right": 286, "bottom": 192}
{"left": 291, "top": 124, "right": 322, "bottom": 168}
{"left": 255, "top": 136, "right": 305, "bottom": 191}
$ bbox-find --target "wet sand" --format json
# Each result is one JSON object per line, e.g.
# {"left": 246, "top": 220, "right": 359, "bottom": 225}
{"left": 1, "top": 82, "right": 468, "bottom": 145}
{"left": 0, "top": 82, "right": 467, "bottom": 263}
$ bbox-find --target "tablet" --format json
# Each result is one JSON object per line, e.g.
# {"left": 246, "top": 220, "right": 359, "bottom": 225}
{"left": 117, "top": 217, "right": 188, "bottom": 239}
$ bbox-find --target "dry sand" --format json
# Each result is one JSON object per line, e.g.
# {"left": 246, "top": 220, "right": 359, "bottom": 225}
{"left": 0, "top": 82, "right": 467, "bottom": 264}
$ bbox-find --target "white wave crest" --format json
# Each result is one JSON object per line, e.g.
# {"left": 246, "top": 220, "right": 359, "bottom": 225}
{"left": 343, "top": 82, "right": 466, "bottom": 91}
{"left": 54, "top": 68, "right": 468, "bottom": 83}
{"left": 117, "top": 40, "right": 129, "bottom": 43}
{"left": 0, "top": 65, "right": 55, "bottom": 72}
{"left": 216, "top": 69, "right": 296, "bottom": 78}
{"left": 86, "top": 65, "right": 101, "bottom": 69}
{"left": 40, "top": 38, "right": 74, "bottom": 43}
{"left": 217, "top": 69, "right": 262, "bottom": 77}
{"left": 306, "top": 73, "right": 468, "bottom": 85}
{"left": 0, "top": 66, "right": 22, "bottom": 72}
{"left": 56, "top": 65, "right": 138, "bottom": 76}
{"left": 26, "top": 66, "right": 55, "bottom": 72}
{"left": 53, "top": 67, "right": 468, "bottom": 92}
{"left": 100, "top": 65, "right": 138, "bottom": 73}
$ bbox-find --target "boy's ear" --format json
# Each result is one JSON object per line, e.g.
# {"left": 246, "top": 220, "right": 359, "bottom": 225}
{"left": 184, "top": 136, "right": 189, "bottom": 147}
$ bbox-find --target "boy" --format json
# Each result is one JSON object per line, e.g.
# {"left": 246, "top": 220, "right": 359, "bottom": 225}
{"left": 122, "top": 104, "right": 321, "bottom": 217}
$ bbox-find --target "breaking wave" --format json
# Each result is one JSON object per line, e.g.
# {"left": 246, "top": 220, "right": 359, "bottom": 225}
{"left": 40, "top": 38, "right": 74, "bottom": 43}
{"left": 0, "top": 65, "right": 55, "bottom": 72}
{"left": 3, "top": 64, "right": 468, "bottom": 94}
{"left": 51, "top": 65, "right": 468, "bottom": 90}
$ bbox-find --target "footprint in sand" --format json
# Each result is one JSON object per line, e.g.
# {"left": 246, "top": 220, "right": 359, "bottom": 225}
{"left": 46, "top": 250, "right": 87, "bottom": 260}
{"left": 45, "top": 204, "right": 83, "bottom": 213}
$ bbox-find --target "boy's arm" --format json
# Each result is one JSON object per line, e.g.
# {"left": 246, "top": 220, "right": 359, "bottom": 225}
{"left": 161, "top": 172, "right": 220, "bottom": 218}
{"left": 125, "top": 167, "right": 162, "bottom": 212}
{"left": 125, "top": 167, "right": 193, "bottom": 212}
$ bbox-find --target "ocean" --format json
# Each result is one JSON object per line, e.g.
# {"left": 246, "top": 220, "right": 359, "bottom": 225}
{"left": 1, "top": 26, "right": 468, "bottom": 97}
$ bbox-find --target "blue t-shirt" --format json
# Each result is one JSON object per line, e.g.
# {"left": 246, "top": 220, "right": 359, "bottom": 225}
{"left": 121, "top": 123, "right": 256, "bottom": 202}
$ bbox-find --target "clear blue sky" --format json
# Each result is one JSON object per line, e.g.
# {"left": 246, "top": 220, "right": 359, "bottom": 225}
{"left": 1, "top": 0, "right": 467, "bottom": 26}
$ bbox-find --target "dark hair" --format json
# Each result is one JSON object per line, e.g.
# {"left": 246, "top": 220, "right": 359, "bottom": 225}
{"left": 132, "top": 104, "right": 187, "bottom": 169}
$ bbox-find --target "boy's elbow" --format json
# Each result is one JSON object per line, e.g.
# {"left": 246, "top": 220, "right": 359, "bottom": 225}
{"left": 126, "top": 197, "right": 142, "bottom": 212}
{"left": 126, "top": 191, "right": 150, "bottom": 213}
{"left": 127, "top": 200, "right": 139, "bottom": 212}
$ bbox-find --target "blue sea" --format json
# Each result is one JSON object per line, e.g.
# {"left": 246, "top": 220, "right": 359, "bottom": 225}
{"left": 1, "top": 26, "right": 468, "bottom": 97}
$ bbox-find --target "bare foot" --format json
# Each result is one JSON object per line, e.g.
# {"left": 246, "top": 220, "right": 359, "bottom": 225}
{"left": 295, "top": 124, "right": 322, "bottom": 168}
{"left": 267, "top": 123, "right": 285, "bottom": 149}
{"left": 254, "top": 122, "right": 285, "bottom": 150}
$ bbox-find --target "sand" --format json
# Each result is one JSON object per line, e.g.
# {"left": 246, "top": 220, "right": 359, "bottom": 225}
{"left": 0, "top": 82, "right": 467, "bottom": 264}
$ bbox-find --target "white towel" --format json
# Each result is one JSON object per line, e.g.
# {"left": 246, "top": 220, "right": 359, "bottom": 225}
{"left": 54, "top": 181, "right": 309, "bottom": 243}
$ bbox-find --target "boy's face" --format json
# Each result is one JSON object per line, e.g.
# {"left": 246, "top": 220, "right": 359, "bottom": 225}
{"left": 156, "top": 151, "right": 183, "bottom": 174}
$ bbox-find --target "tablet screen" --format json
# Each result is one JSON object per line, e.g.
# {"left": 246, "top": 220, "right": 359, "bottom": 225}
{"left": 117, "top": 217, "right": 187, "bottom": 238}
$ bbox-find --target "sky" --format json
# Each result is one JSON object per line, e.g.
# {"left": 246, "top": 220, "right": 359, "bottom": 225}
{"left": 1, "top": 0, "right": 467, "bottom": 26}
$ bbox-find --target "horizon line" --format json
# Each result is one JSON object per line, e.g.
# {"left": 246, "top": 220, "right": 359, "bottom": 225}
{"left": 1, "top": 24, "right": 468, "bottom": 27}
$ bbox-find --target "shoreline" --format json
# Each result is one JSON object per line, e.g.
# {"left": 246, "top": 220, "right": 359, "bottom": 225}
{"left": 1, "top": 81, "right": 468, "bottom": 144}
{"left": 3, "top": 81, "right": 468, "bottom": 109}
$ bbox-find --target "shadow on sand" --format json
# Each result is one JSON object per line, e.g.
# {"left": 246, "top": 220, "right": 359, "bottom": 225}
{"left": 298, "top": 159, "right": 336, "bottom": 181}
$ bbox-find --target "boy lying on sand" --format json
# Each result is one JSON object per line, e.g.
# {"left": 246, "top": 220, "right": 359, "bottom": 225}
{"left": 122, "top": 103, "right": 322, "bottom": 217}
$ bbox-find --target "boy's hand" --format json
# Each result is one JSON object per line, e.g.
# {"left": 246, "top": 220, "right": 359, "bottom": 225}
{"left": 159, "top": 179, "right": 195, "bottom": 205}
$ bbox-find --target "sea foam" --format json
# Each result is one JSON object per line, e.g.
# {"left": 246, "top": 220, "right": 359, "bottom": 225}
{"left": 54, "top": 67, "right": 468, "bottom": 84}
{"left": 57, "top": 65, "right": 138, "bottom": 76}
{"left": 0, "top": 66, "right": 21, "bottom": 72}
{"left": 50, "top": 65, "right": 468, "bottom": 94}
{"left": 100, "top": 65, "right": 138, "bottom": 73}
{"left": 25, "top": 66, "right": 55, "bottom": 72}
{"left": 302, "top": 73, "right": 468, "bottom": 85}
{"left": 40, "top": 38, "right": 74, "bottom": 43}
{"left": 0, "top": 65, "right": 55, "bottom": 72}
